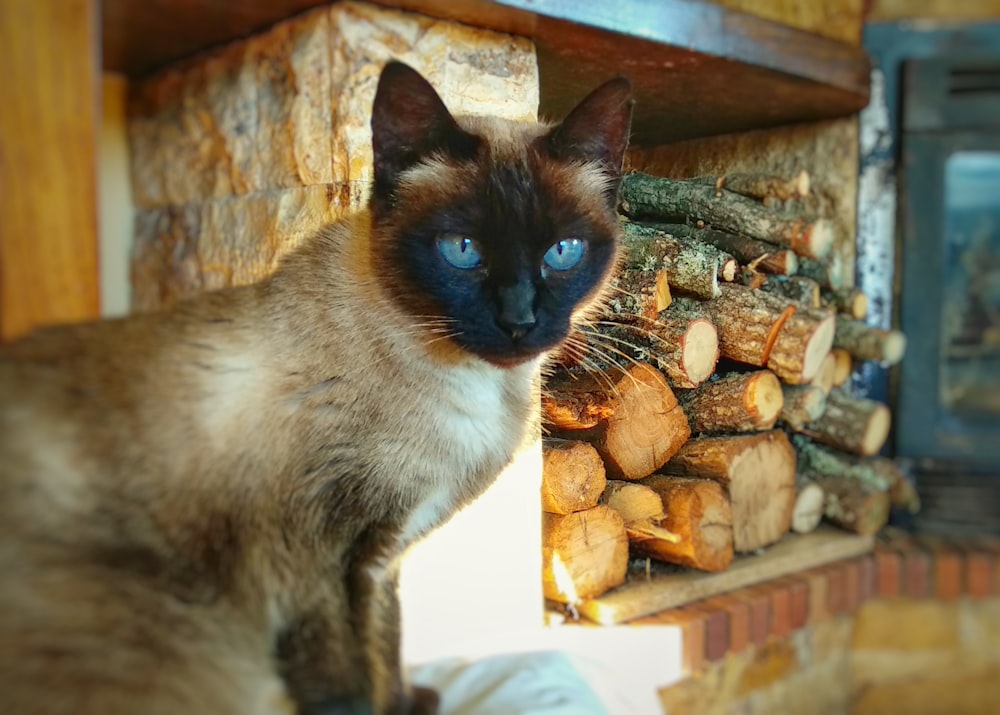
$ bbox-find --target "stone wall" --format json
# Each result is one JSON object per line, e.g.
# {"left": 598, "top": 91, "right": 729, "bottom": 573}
{"left": 126, "top": 0, "right": 538, "bottom": 312}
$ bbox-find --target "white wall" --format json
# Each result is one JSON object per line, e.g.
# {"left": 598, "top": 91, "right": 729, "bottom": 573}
{"left": 98, "top": 72, "right": 133, "bottom": 317}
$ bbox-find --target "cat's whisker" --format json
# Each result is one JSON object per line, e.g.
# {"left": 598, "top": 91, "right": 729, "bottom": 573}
{"left": 572, "top": 330, "right": 653, "bottom": 394}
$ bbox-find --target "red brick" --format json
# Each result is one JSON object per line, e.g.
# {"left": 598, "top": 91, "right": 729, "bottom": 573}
{"left": 875, "top": 549, "right": 901, "bottom": 598}
{"left": 934, "top": 550, "right": 963, "bottom": 601}
{"left": 703, "top": 607, "right": 729, "bottom": 662}
{"left": 769, "top": 582, "right": 792, "bottom": 640}
{"left": 645, "top": 607, "right": 708, "bottom": 675}
{"left": 857, "top": 555, "right": 877, "bottom": 604}
{"left": 843, "top": 560, "right": 861, "bottom": 613}
{"left": 744, "top": 586, "right": 772, "bottom": 648}
{"left": 981, "top": 537, "right": 1000, "bottom": 595}
{"left": 826, "top": 563, "right": 847, "bottom": 615}
{"left": 786, "top": 577, "right": 809, "bottom": 631}
{"left": 802, "top": 567, "right": 830, "bottom": 624}
{"left": 965, "top": 551, "right": 995, "bottom": 599}
{"left": 702, "top": 594, "right": 751, "bottom": 655}
{"left": 902, "top": 548, "right": 931, "bottom": 599}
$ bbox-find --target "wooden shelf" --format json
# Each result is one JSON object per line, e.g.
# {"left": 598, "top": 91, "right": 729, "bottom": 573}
{"left": 101, "top": 0, "right": 870, "bottom": 146}
{"left": 578, "top": 527, "right": 874, "bottom": 625}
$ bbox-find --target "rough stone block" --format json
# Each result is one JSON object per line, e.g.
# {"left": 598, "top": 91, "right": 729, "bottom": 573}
{"left": 851, "top": 666, "right": 1000, "bottom": 715}
{"left": 736, "top": 640, "right": 799, "bottom": 696}
{"left": 196, "top": 184, "right": 363, "bottom": 292}
{"left": 852, "top": 599, "right": 962, "bottom": 651}
{"left": 131, "top": 205, "right": 204, "bottom": 312}
{"left": 326, "top": 1, "right": 538, "bottom": 192}
{"left": 127, "top": 0, "right": 539, "bottom": 207}
{"left": 129, "top": 39, "right": 258, "bottom": 208}
{"left": 250, "top": 7, "right": 334, "bottom": 191}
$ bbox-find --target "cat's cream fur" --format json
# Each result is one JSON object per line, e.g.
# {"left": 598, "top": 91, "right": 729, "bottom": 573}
{"left": 0, "top": 62, "right": 632, "bottom": 715}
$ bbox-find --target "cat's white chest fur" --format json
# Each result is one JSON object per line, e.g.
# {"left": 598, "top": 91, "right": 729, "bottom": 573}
{"left": 397, "top": 357, "right": 538, "bottom": 547}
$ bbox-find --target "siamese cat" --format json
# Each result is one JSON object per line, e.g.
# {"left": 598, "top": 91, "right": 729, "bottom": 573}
{"left": 0, "top": 61, "right": 632, "bottom": 715}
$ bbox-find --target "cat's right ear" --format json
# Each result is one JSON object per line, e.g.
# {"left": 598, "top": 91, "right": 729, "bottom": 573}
{"left": 370, "top": 62, "right": 480, "bottom": 205}
{"left": 545, "top": 76, "right": 634, "bottom": 179}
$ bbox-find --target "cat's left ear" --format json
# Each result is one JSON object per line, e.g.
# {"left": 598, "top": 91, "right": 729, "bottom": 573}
{"left": 370, "top": 61, "right": 480, "bottom": 205}
{"left": 544, "top": 76, "right": 634, "bottom": 178}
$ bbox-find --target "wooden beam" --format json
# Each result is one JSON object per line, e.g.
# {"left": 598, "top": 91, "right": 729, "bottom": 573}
{"left": 101, "top": 0, "right": 870, "bottom": 146}
{"left": 0, "top": 0, "right": 100, "bottom": 341}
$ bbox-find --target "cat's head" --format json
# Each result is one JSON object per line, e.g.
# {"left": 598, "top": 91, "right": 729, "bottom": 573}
{"left": 369, "top": 61, "right": 632, "bottom": 367}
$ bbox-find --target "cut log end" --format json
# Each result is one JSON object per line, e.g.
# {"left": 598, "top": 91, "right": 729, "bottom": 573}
{"left": 682, "top": 318, "right": 720, "bottom": 387}
{"left": 542, "top": 506, "right": 628, "bottom": 603}
{"left": 794, "top": 169, "right": 811, "bottom": 198}
{"left": 639, "top": 475, "right": 734, "bottom": 572}
{"left": 860, "top": 403, "right": 892, "bottom": 457}
{"left": 602, "top": 363, "right": 691, "bottom": 480}
{"left": 810, "top": 351, "right": 838, "bottom": 395}
{"left": 746, "top": 370, "right": 784, "bottom": 428}
{"left": 798, "top": 315, "right": 836, "bottom": 384}
{"left": 601, "top": 480, "right": 664, "bottom": 524}
{"left": 881, "top": 331, "right": 907, "bottom": 366}
{"left": 791, "top": 483, "right": 825, "bottom": 534}
{"left": 831, "top": 348, "right": 853, "bottom": 387}
{"left": 795, "top": 218, "right": 834, "bottom": 260}
{"left": 719, "top": 258, "right": 739, "bottom": 283}
{"left": 542, "top": 439, "right": 607, "bottom": 515}
{"left": 662, "top": 431, "right": 796, "bottom": 552}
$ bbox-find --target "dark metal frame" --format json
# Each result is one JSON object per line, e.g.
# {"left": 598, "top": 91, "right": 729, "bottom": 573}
{"left": 897, "top": 129, "right": 1000, "bottom": 465}
{"left": 858, "top": 21, "right": 1000, "bottom": 419}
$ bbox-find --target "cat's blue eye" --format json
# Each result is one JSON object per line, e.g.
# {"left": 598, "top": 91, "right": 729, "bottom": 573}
{"left": 543, "top": 238, "right": 585, "bottom": 271}
{"left": 437, "top": 233, "right": 482, "bottom": 269}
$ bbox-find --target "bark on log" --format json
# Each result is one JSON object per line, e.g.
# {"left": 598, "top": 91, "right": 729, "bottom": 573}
{"left": 831, "top": 348, "right": 853, "bottom": 387}
{"left": 608, "top": 266, "right": 673, "bottom": 320}
{"left": 688, "top": 170, "right": 811, "bottom": 202}
{"left": 660, "top": 430, "right": 797, "bottom": 552}
{"left": 542, "top": 505, "right": 629, "bottom": 603}
{"left": 792, "top": 435, "right": 920, "bottom": 514}
{"left": 780, "top": 384, "right": 828, "bottom": 430}
{"left": 823, "top": 287, "right": 868, "bottom": 320}
{"left": 791, "top": 482, "right": 825, "bottom": 534}
{"left": 833, "top": 315, "right": 907, "bottom": 365}
{"left": 638, "top": 475, "right": 734, "bottom": 572}
{"left": 541, "top": 438, "right": 607, "bottom": 515}
{"left": 543, "top": 361, "right": 691, "bottom": 480}
{"left": 758, "top": 275, "right": 821, "bottom": 308}
{"left": 588, "top": 314, "right": 719, "bottom": 389}
{"left": 621, "top": 221, "right": 738, "bottom": 300}
{"left": 619, "top": 172, "right": 833, "bottom": 260}
{"left": 651, "top": 222, "right": 799, "bottom": 276}
{"left": 795, "top": 389, "right": 891, "bottom": 457}
{"left": 677, "top": 370, "right": 783, "bottom": 433}
{"left": 800, "top": 474, "right": 891, "bottom": 536}
{"left": 797, "top": 254, "right": 847, "bottom": 291}
{"left": 675, "top": 284, "right": 836, "bottom": 384}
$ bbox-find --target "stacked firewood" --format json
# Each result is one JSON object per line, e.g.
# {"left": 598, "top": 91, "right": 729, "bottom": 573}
{"left": 540, "top": 170, "right": 917, "bottom": 608}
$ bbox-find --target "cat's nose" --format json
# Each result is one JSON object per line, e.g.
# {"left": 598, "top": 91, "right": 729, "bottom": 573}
{"left": 498, "top": 283, "right": 537, "bottom": 340}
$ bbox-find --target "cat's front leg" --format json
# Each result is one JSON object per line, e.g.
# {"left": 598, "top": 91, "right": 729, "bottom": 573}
{"left": 348, "top": 528, "right": 439, "bottom": 715}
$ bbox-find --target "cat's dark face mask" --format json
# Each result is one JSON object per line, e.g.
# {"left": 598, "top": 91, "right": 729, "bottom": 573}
{"left": 368, "top": 61, "right": 633, "bottom": 367}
